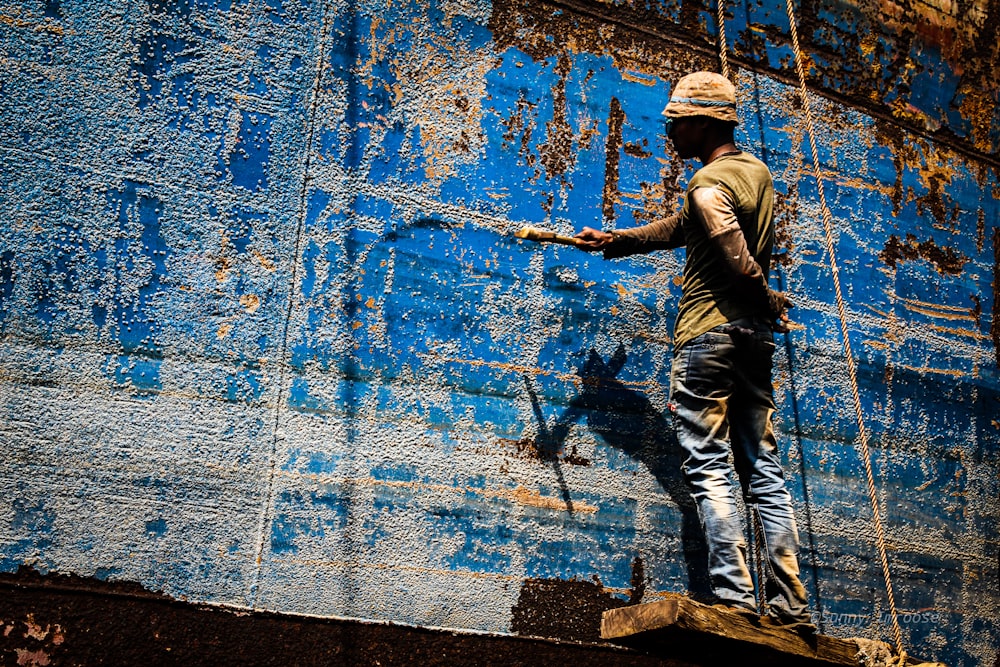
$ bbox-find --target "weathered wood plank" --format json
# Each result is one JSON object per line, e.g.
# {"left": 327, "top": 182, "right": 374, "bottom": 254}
{"left": 601, "top": 598, "right": 683, "bottom": 639}
{"left": 602, "top": 597, "right": 880, "bottom": 666}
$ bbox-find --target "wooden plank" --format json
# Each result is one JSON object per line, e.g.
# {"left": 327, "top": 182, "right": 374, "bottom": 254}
{"left": 601, "top": 598, "right": 682, "bottom": 639}
{"left": 602, "top": 597, "right": 877, "bottom": 666}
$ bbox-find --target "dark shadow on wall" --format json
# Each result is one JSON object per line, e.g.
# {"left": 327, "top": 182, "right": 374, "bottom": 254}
{"left": 511, "top": 344, "right": 711, "bottom": 642}
{"left": 777, "top": 313, "right": 824, "bottom": 630}
{"left": 521, "top": 344, "right": 711, "bottom": 598}
{"left": 582, "top": 345, "right": 711, "bottom": 598}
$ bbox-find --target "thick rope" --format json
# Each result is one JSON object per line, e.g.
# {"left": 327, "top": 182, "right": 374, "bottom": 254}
{"left": 781, "top": 0, "right": 905, "bottom": 653}
{"left": 716, "top": 0, "right": 777, "bottom": 623}
{"left": 716, "top": 0, "right": 731, "bottom": 79}
{"left": 716, "top": 0, "right": 765, "bottom": 602}
{"left": 716, "top": 0, "right": 774, "bottom": 619}
{"left": 751, "top": 505, "right": 769, "bottom": 615}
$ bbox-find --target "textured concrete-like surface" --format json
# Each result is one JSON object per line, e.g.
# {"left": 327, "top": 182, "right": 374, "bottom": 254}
{"left": 1, "top": 1, "right": 997, "bottom": 666}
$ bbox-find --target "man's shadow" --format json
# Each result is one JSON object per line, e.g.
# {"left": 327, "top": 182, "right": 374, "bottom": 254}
{"left": 522, "top": 343, "right": 712, "bottom": 598}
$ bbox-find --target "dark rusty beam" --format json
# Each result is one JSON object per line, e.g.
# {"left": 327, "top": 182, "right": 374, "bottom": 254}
{"left": 0, "top": 569, "right": 684, "bottom": 667}
{"left": 539, "top": 0, "right": 1000, "bottom": 169}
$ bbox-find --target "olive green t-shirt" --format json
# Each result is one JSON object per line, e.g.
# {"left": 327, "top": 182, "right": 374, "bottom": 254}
{"left": 673, "top": 152, "right": 774, "bottom": 349}
{"left": 611, "top": 152, "right": 775, "bottom": 349}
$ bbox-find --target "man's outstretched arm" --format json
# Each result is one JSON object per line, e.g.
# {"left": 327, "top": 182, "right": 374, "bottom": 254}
{"left": 575, "top": 211, "right": 686, "bottom": 258}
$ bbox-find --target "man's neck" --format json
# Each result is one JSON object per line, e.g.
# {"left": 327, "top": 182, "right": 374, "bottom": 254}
{"left": 701, "top": 141, "right": 740, "bottom": 165}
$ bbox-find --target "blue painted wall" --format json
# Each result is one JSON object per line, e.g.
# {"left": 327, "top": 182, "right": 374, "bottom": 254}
{"left": 1, "top": 0, "right": 997, "bottom": 663}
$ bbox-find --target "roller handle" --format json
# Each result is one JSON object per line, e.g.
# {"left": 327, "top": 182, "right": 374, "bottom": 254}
{"left": 514, "top": 226, "right": 584, "bottom": 247}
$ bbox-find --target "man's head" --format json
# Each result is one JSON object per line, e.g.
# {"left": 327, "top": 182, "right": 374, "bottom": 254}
{"left": 662, "top": 71, "right": 738, "bottom": 125}
{"left": 662, "top": 72, "right": 738, "bottom": 159}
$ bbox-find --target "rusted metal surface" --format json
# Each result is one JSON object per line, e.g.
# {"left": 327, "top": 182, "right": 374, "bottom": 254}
{"left": 0, "top": 568, "right": 681, "bottom": 667}
{"left": 0, "top": 1, "right": 997, "bottom": 665}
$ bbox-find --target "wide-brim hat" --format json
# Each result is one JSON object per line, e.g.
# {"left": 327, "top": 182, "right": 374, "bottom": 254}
{"left": 662, "top": 71, "right": 739, "bottom": 124}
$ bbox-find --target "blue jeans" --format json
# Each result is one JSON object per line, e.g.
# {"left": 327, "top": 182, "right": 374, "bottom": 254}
{"left": 670, "top": 318, "right": 809, "bottom": 621}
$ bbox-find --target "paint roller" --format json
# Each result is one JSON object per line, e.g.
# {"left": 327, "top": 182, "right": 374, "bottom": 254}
{"left": 513, "top": 226, "right": 586, "bottom": 248}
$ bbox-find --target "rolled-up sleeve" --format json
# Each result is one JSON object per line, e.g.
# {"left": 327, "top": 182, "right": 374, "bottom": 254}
{"left": 603, "top": 211, "right": 686, "bottom": 259}
{"left": 690, "top": 186, "right": 761, "bottom": 281}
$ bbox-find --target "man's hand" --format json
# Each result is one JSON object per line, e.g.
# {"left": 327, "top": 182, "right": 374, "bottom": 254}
{"left": 768, "top": 290, "right": 794, "bottom": 333}
{"left": 574, "top": 227, "right": 614, "bottom": 252}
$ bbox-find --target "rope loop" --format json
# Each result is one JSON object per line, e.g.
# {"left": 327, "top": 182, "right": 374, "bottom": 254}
{"left": 713, "top": 0, "right": 904, "bottom": 655}
{"left": 716, "top": 0, "right": 731, "bottom": 79}
{"left": 780, "top": 0, "right": 905, "bottom": 653}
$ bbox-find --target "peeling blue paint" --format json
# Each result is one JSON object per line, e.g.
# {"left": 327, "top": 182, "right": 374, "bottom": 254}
{"left": 1, "top": 1, "right": 997, "bottom": 664}
{"left": 146, "top": 518, "right": 168, "bottom": 537}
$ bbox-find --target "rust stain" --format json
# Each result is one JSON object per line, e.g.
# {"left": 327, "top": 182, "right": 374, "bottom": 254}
{"left": 992, "top": 226, "right": 1000, "bottom": 368}
{"left": 956, "top": 75, "right": 999, "bottom": 155}
{"left": 488, "top": 0, "right": 705, "bottom": 228}
{"left": 630, "top": 156, "right": 687, "bottom": 230}
{"left": 601, "top": 96, "right": 624, "bottom": 224}
{"left": 503, "top": 485, "right": 597, "bottom": 513}
{"left": 23, "top": 614, "right": 63, "bottom": 644}
{"left": 772, "top": 188, "right": 798, "bottom": 268}
{"left": 538, "top": 52, "right": 576, "bottom": 181}
{"left": 861, "top": 0, "right": 1000, "bottom": 152}
{"left": 487, "top": 0, "right": 718, "bottom": 101}
{"left": 791, "top": 0, "right": 1000, "bottom": 156}
{"left": 252, "top": 250, "right": 275, "bottom": 271}
{"left": 5, "top": 615, "right": 63, "bottom": 667}
{"left": 913, "top": 152, "right": 957, "bottom": 223}
{"left": 505, "top": 435, "right": 591, "bottom": 467}
{"left": 214, "top": 255, "right": 231, "bottom": 283}
{"left": 215, "top": 233, "right": 232, "bottom": 283}
{"left": 239, "top": 294, "right": 261, "bottom": 314}
{"left": 879, "top": 233, "right": 968, "bottom": 274}
{"left": 927, "top": 324, "right": 987, "bottom": 341}
{"left": 617, "top": 69, "right": 651, "bottom": 85}
{"left": 875, "top": 120, "right": 965, "bottom": 225}
{"left": 500, "top": 95, "right": 539, "bottom": 181}
{"left": 0, "top": 14, "right": 64, "bottom": 35}
{"left": 417, "top": 352, "right": 580, "bottom": 383}
{"left": 896, "top": 295, "right": 977, "bottom": 322}
{"left": 623, "top": 140, "right": 652, "bottom": 159}
{"left": 361, "top": 16, "right": 491, "bottom": 183}
{"left": 894, "top": 363, "right": 968, "bottom": 378}
{"left": 274, "top": 471, "right": 597, "bottom": 513}
{"left": 958, "top": 77, "right": 997, "bottom": 153}
{"left": 415, "top": 351, "right": 658, "bottom": 392}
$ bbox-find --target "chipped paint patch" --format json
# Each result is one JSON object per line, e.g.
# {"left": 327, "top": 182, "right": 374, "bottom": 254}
{"left": 510, "top": 577, "right": 626, "bottom": 642}
{"left": 0, "top": 613, "right": 64, "bottom": 667}
{"left": 879, "top": 233, "right": 968, "bottom": 274}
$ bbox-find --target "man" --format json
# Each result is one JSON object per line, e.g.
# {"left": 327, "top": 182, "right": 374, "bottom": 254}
{"left": 575, "top": 71, "right": 812, "bottom": 631}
